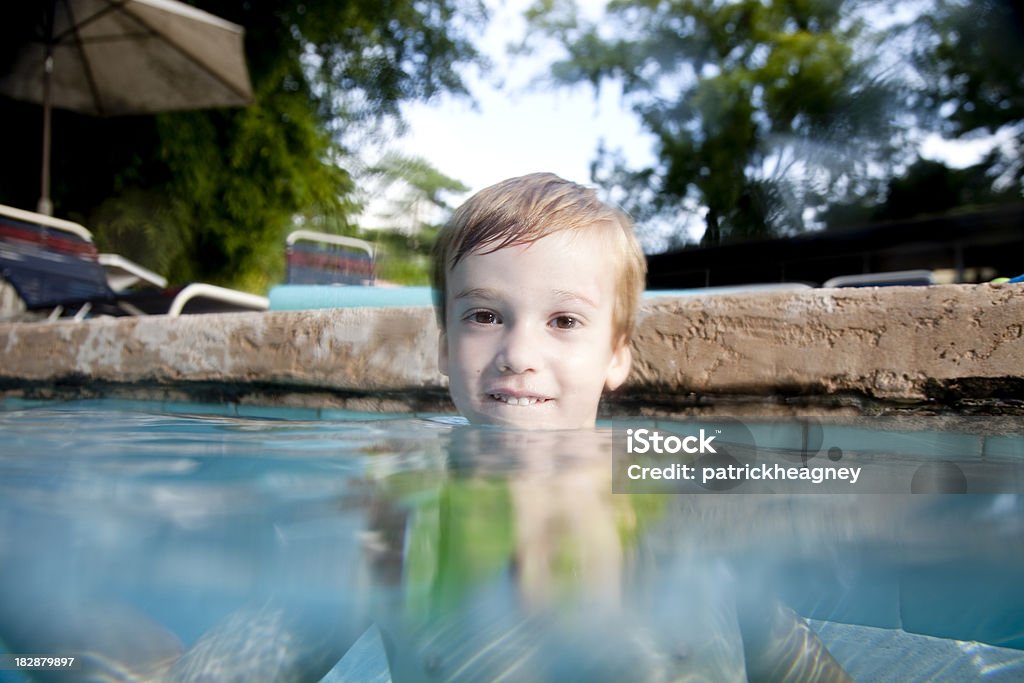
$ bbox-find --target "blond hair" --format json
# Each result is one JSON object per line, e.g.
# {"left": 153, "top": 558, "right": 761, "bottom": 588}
{"left": 432, "top": 173, "right": 646, "bottom": 342}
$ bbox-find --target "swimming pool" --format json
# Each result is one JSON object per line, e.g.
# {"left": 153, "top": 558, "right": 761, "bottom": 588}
{"left": 0, "top": 399, "right": 1022, "bottom": 682}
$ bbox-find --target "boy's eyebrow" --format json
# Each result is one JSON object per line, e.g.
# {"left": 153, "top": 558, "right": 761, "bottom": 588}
{"left": 453, "top": 287, "right": 599, "bottom": 310}
{"left": 551, "top": 289, "right": 599, "bottom": 310}
{"left": 452, "top": 287, "right": 502, "bottom": 302}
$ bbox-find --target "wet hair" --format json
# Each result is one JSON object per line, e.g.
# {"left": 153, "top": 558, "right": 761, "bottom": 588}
{"left": 432, "top": 172, "right": 646, "bottom": 343}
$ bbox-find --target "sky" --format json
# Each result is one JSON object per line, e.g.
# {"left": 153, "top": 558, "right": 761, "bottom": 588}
{"left": 376, "top": 0, "right": 656, "bottom": 213}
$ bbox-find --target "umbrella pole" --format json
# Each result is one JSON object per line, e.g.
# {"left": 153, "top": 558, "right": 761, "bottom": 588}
{"left": 37, "top": 0, "right": 56, "bottom": 217}
{"left": 38, "top": 49, "right": 54, "bottom": 217}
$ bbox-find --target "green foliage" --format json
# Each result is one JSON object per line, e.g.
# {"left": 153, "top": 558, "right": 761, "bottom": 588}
{"left": 823, "top": 154, "right": 1023, "bottom": 228}
{"left": 367, "top": 153, "right": 471, "bottom": 212}
{"left": 921, "top": 0, "right": 1024, "bottom": 135}
{"left": 530, "top": 0, "right": 1024, "bottom": 247}
{"left": 371, "top": 226, "right": 440, "bottom": 286}
{"left": 358, "top": 154, "right": 464, "bottom": 285}
{"left": 528, "top": 0, "right": 906, "bottom": 245}
{"left": 822, "top": 1, "right": 1024, "bottom": 228}
{"left": 362, "top": 152, "right": 469, "bottom": 236}
{"left": 150, "top": 72, "right": 356, "bottom": 291}
{"left": 911, "top": 0, "right": 1024, "bottom": 192}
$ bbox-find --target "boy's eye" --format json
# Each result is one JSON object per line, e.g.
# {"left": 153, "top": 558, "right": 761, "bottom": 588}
{"left": 551, "top": 315, "right": 580, "bottom": 330}
{"left": 467, "top": 310, "right": 500, "bottom": 325}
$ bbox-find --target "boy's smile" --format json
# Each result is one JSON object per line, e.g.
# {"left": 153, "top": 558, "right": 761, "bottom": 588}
{"left": 439, "top": 229, "right": 632, "bottom": 429}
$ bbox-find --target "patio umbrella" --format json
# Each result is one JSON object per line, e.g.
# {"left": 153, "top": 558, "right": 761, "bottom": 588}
{"left": 0, "top": 0, "right": 254, "bottom": 215}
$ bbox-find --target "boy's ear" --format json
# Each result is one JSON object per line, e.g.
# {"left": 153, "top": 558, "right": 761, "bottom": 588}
{"left": 604, "top": 337, "right": 632, "bottom": 391}
{"left": 437, "top": 332, "right": 449, "bottom": 377}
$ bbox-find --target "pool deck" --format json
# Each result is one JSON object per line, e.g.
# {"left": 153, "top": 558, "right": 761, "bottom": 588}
{"left": 0, "top": 284, "right": 1021, "bottom": 416}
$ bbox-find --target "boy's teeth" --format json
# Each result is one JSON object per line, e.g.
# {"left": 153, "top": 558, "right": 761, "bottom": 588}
{"left": 491, "top": 394, "right": 539, "bottom": 406}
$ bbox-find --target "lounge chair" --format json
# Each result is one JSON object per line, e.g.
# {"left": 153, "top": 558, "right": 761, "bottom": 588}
{"left": 271, "top": 229, "right": 434, "bottom": 311}
{"left": 285, "top": 230, "right": 376, "bottom": 286}
{"left": 0, "top": 203, "right": 116, "bottom": 319}
{"left": 98, "top": 253, "right": 168, "bottom": 291}
{"left": 0, "top": 203, "right": 268, "bottom": 319}
{"left": 97, "top": 253, "right": 269, "bottom": 316}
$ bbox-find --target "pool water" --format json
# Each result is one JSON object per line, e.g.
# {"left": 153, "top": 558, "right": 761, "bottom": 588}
{"left": 0, "top": 399, "right": 1022, "bottom": 682}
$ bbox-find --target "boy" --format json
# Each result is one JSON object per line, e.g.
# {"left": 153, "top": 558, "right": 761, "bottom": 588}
{"left": 432, "top": 172, "right": 646, "bottom": 429}
{"left": 429, "top": 174, "right": 853, "bottom": 681}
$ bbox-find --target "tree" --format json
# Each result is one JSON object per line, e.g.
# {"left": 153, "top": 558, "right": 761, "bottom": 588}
{"left": 819, "top": 0, "right": 1024, "bottom": 228}
{"left": 0, "top": 0, "right": 486, "bottom": 291}
{"left": 910, "top": 0, "right": 1024, "bottom": 194}
{"left": 363, "top": 152, "right": 470, "bottom": 236}
{"left": 820, "top": 154, "right": 1020, "bottom": 229}
{"left": 358, "top": 152, "right": 469, "bottom": 285}
{"left": 528, "top": 0, "right": 902, "bottom": 246}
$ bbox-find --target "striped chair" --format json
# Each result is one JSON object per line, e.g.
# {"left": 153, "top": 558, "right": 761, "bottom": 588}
{"left": 0, "top": 204, "right": 114, "bottom": 317}
{"left": 285, "top": 230, "right": 376, "bottom": 286}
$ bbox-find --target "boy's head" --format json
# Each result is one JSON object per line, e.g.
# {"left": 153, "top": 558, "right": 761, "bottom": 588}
{"left": 432, "top": 173, "right": 646, "bottom": 429}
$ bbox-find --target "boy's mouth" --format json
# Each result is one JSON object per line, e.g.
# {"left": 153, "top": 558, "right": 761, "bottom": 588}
{"left": 487, "top": 393, "right": 551, "bottom": 406}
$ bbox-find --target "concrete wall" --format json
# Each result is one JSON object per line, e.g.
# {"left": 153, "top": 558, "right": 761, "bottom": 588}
{"left": 629, "top": 284, "right": 1022, "bottom": 415}
{"left": 1, "top": 284, "right": 1021, "bottom": 416}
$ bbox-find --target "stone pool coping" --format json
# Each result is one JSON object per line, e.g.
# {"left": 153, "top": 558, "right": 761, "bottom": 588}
{"left": 1, "top": 284, "right": 1021, "bottom": 416}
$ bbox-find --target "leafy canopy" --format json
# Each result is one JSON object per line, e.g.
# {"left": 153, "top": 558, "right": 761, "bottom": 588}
{"left": 528, "top": 0, "right": 1024, "bottom": 246}
{"left": 528, "top": 0, "right": 901, "bottom": 245}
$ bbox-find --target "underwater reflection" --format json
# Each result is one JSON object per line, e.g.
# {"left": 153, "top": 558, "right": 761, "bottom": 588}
{"left": 364, "top": 426, "right": 852, "bottom": 682}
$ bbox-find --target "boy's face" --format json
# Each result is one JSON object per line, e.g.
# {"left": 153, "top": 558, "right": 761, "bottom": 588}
{"left": 439, "top": 229, "right": 632, "bottom": 429}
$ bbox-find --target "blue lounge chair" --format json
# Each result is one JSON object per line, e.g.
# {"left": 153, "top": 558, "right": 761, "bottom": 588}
{"left": 0, "top": 203, "right": 115, "bottom": 317}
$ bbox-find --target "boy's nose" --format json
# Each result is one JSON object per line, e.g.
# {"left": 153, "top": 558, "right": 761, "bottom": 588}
{"left": 494, "top": 324, "right": 538, "bottom": 374}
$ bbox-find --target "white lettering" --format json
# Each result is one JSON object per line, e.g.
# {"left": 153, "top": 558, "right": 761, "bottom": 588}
{"left": 625, "top": 429, "right": 717, "bottom": 454}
